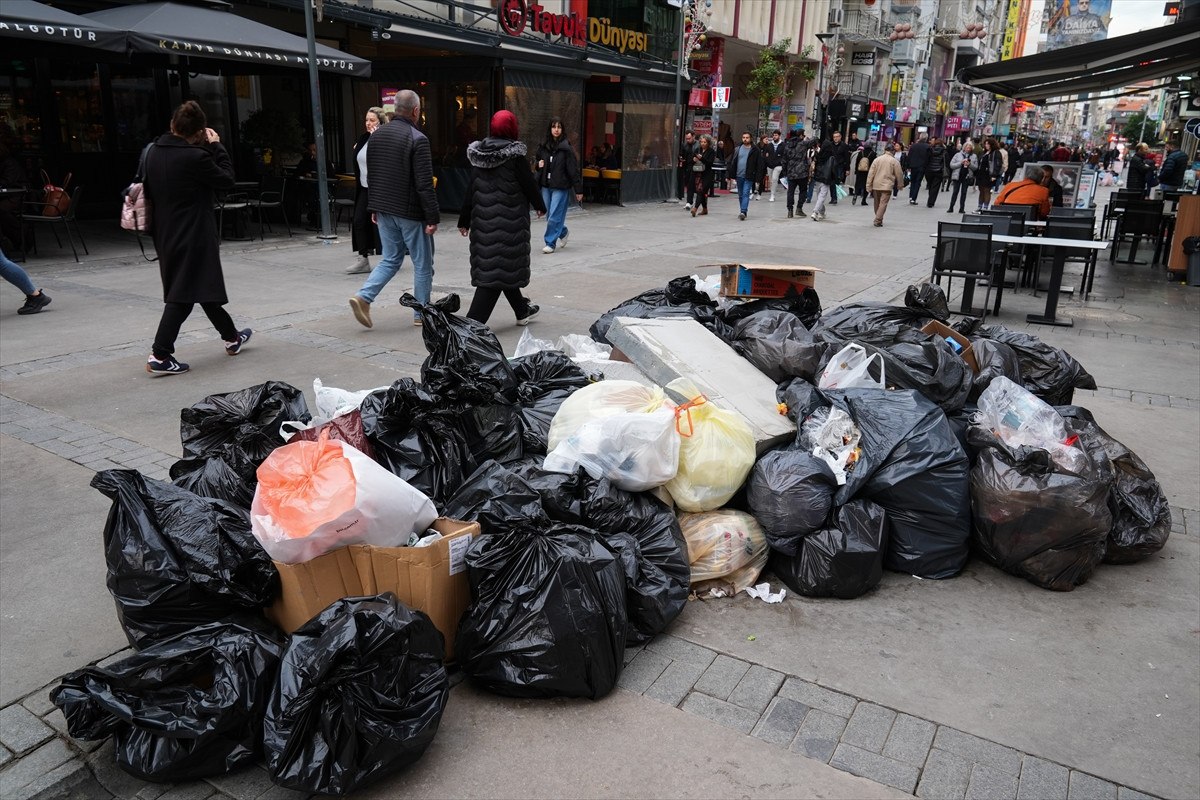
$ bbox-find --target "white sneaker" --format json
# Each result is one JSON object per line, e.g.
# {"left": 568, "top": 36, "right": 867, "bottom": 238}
{"left": 345, "top": 255, "right": 370, "bottom": 274}
{"left": 769, "top": 197, "right": 776, "bottom": 202}
{"left": 684, "top": 203, "right": 692, "bottom": 210}
{"left": 542, "top": 245, "right": 555, "bottom": 254}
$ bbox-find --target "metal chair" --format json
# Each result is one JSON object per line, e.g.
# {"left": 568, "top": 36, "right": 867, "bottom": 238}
{"left": 963, "top": 214, "right": 1019, "bottom": 315}
{"left": 1110, "top": 199, "right": 1165, "bottom": 264}
{"left": 599, "top": 168, "right": 622, "bottom": 205}
{"left": 1048, "top": 207, "right": 1096, "bottom": 221}
{"left": 247, "top": 175, "right": 292, "bottom": 239}
{"left": 329, "top": 178, "right": 356, "bottom": 233}
{"left": 930, "top": 222, "right": 996, "bottom": 319}
{"left": 581, "top": 167, "right": 600, "bottom": 203}
{"left": 1036, "top": 220, "right": 1097, "bottom": 299}
{"left": 22, "top": 185, "right": 88, "bottom": 262}
{"left": 1101, "top": 191, "right": 1142, "bottom": 239}
{"left": 994, "top": 203, "right": 1038, "bottom": 221}
{"left": 214, "top": 192, "right": 251, "bottom": 241}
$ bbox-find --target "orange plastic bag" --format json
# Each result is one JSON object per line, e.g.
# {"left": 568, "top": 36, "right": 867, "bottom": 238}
{"left": 255, "top": 433, "right": 356, "bottom": 541}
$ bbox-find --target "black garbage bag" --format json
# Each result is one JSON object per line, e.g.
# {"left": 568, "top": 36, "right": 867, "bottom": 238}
{"left": 264, "top": 594, "right": 449, "bottom": 796}
{"left": 458, "top": 402, "right": 525, "bottom": 465}
{"left": 92, "top": 470, "right": 279, "bottom": 649}
{"left": 401, "top": 293, "right": 517, "bottom": 398}
{"left": 510, "top": 351, "right": 593, "bottom": 454}
{"left": 769, "top": 499, "right": 888, "bottom": 599}
{"left": 50, "top": 623, "right": 282, "bottom": 782}
{"left": 956, "top": 321, "right": 1097, "bottom": 406}
{"left": 1057, "top": 406, "right": 1171, "bottom": 564}
{"left": 360, "top": 378, "right": 476, "bottom": 505}
{"left": 517, "top": 388, "right": 575, "bottom": 455}
{"left": 746, "top": 450, "right": 837, "bottom": 555}
{"left": 817, "top": 301, "right": 936, "bottom": 335}
{"left": 776, "top": 378, "right": 830, "bottom": 425}
{"left": 731, "top": 310, "right": 827, "bottom": 382}
{"left": 969, "top": 338, "right": 1023, "bottom": 401}
{"left": 590, "top": 276, "right": 733, "bottom": 345}
{"left": 968, "top": 424, "right": 1111, "bottom": 590}
{"left": 828, "top": 389, "right": 971, "bottom": 579}
{"left": 718, "top": 287, "right": 823, "bottom": 329}
{"left": 169, "top": 449, "right": 257, "bottom": 509}
{"left": 904, "top": 282, "right": 951, "bottom": 322}
{"left": 180, "top": 381, "right": 310, "bottom": 463}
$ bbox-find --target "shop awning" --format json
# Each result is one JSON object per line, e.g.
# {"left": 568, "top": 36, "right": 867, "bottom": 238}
{"left": 82, "top": 1, "right": 371, "bottom": 77}
{"left": 959, "top": 18, "right": 1200, "bottom": 103}
{"left": 0, "top": 0, "right": 126, "bottom": 52}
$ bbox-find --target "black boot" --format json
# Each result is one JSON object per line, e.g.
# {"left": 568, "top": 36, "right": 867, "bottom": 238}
{"left": 787, "top": 208, "right": 794, "bottom": 218}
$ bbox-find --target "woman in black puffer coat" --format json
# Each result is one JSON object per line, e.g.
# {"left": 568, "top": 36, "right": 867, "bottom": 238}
{"left": 457, "top": 110, "right": 547, "bottom": 326}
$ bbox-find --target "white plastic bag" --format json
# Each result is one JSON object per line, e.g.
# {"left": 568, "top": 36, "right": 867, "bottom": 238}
{"left": 977, "top": 376, "right": 1085, "bottom": 473}
{"left": 543, "top": 407, "right": 680, "bottom": 491}
{"left": 513, "top": 328, "right": 555, "bottom": 358}
{"left": 556, "top": 333, "right": 613, "bottom": 362}
{"left": 679, "top": 509, "right": 769, "bottom": 592}
{"left": 818, "top": 343, "right": 886, "bottom": 391}
{"left": 547, "top": 380, "right": 668, "bottom": 451}
{"left": 664, "top": 380, "right": 756, "bottom": 513}
{"left": 689, "top": 273, "right": 723, "bottom": 301}
{"left": 250, "top": 432, "right": 438, "bottom": 564}
{"left": 313, "top": 377, "right": 390, "bottom": 423}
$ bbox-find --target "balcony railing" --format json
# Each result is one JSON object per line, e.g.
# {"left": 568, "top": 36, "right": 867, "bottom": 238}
{"left": 835, "top": 71, "right": 873, "bottom": 97}
{"left": 841, "top": 9, "right": 887, "bottom": 41}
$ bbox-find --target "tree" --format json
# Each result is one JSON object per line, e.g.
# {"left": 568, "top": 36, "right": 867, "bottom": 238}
{"left": 746, "top": 40, "right": 814, "bottom": 131}
{"left": 1121, "top": 112, "right": 1160, "bottom": 146}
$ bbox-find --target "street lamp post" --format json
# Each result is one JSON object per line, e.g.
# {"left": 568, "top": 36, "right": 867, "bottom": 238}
{"left": 303, "top": 0, "right": 334, "bottom": 241}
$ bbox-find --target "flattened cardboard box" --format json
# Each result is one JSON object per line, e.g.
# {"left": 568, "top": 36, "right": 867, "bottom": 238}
{"left": 268, "top": 518, "right": 479, "bottom": 661}
{"left": 920, "top": 320, "right": 980, "bottom": 375}
{"left": 716, "top": 264, "right": 822, "bottom": 299}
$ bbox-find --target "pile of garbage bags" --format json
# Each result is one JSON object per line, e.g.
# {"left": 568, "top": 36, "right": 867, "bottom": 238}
{"left": 53, "top": 278, "right": 1171, "bottom": 794}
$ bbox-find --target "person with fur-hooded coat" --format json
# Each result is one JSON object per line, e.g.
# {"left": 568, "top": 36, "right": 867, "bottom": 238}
{"left": 457, "top": 110, "right": 547, "bottom": 326}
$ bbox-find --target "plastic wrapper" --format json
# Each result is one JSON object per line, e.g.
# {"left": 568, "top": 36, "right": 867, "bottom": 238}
{"left": 818, "top": 343, "right": 886, "bottom": 391}
{"left": 664, "top": 383, "right": 756, "bottom": 512}
{"left": 800, "top": 407, "right": 863, "bottom": 486}
{"left": 731, "top": 310, "right": 826, "bottom": 382}
{"left": 557, "top": 333, "right": 613, "bottom": 361}
{"left": 312, "top": 377, "right": 390, "bottom": 423}
{"left": 547, "top": 380, "right": 668, "bottom": 451}
{"left": 828, "top": 389, "right": 971, "bottom": 580}
{"left": 680, "top": 509, "right": 769, "bottom": 593}
{"left": 250, "top": 432, "right": 437, "bottom": 564}
{"left": 51, "top": 623, "right": 282, "bottom": 782}
{"left": 746, "top": 450, "right": 837, "bottom": 555}
{"left": 956, "top": 320, "right": 1097, "bottom": 406}
{"left": 968, "top": 424, "right": 1112, "bottom": 591}
{"left": 969, "top": 338, "right": 1023, "bottom": 401}
{"left": 169, "top": 449, "right": 257, "bottom": 509}
{"left": 92, "top": 470, "right": 279, "bottom": 649}
{"left": 180, "top": 381, "right": 310, "bottom": 464}
{"left": 544, "top": 408, "right": 680, "bottom": 491}
{"left": 776, "top": 378, "right": 830, "bottom": 425}
{"left": 264, "top": 594, "right": 449, "bottom": 796}
{"left": 1057, "top": 406, "right": 1171, "bottom": 564}
{"left": 360, "top": 378, "right": 476, "bottom": 505}
{"left": 402, "top": 292, "right": 518, "bottom": 399}
{"left": 976, "top": 377, "right": 1085, "bottom": 474}
{"left": 589, "top": 276, "right": 733, "bottom": 346}
{"left": 769, "top": 500, "right": 888, "bottom": 599}
{"left": 456, "top": 519, "right": 627, "bottom": 700}
{"left": 513, "top": 328, "right": 555, "bottom": 357}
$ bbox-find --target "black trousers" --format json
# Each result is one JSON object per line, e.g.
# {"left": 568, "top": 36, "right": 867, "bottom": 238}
{"left": 153, "top": 301, "right": 237, "bottom": 359}
{"left": 925, "top": 172, "right": 943, "bottom": 207}
{"left": 786, "top": 177, "right": 808, "bottom": 211}
{"left": 466, "top": 286, "right": 530, "bottom": 324}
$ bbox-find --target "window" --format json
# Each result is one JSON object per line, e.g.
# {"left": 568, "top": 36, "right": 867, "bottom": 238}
{"left": 52, "top": 63, "right": 104, "bottom": 153}
{"left": 110, "top": 67, "right": 156, "bottom": 153}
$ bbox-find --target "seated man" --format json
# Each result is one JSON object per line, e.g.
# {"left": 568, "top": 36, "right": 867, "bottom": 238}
{"left": 993, "top": 172, "right": 1051, "bottom": 219}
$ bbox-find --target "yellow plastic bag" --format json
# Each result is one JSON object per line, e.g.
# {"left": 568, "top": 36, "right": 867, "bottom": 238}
{"left": 679, "top": 510, "right": 768, "bottom": 592}
{"left": 664, "top": 381, "right": 756, "bottom": 512}
{"left": 547, "top": 379, "right": 668, "bottom": 452}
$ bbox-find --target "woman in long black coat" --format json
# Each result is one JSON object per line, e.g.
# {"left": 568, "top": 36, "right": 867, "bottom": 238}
{"left": 346, "top": 106, "right": 385, "bottom": 274}
{"left": 457, "top": 110, "right": 547, "bottom": 326}
{"left": 143, "top": 100, "right": 249, "bottom": 375}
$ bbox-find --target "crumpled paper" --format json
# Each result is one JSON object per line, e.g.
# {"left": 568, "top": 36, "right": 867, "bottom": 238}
{"left": 742, "top": 582, "right": 786, "bottom": 604}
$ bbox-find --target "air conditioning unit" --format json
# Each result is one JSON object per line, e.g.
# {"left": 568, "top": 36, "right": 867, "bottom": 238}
{"left": 828, "top": 7, "right": 844, "bottom": 28}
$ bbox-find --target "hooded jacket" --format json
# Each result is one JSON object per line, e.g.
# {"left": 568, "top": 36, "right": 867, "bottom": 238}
{"left": 457, "top": 137, "right": 547, "bottom": 290}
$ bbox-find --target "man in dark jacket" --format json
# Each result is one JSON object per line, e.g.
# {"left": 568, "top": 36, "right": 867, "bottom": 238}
{"left": 907, "top": 134, "right": 931, "bottom": 205}
{"left": 829, "top": 131, "right": 850, "bottom": 204}
{"left": 729, "top": 130, "right": 765, "bottom": 220}
{"left": 678, "top": 130, "right": 697, "bottom": 204}
{"left": 350, "top": 89, "right": 439, "bottom": 329}
{"left": 1158, "top": 141, "right": 1187, "bottom": 192}
{"left": 1004, "top": 141, "right": 1021, "bottom": 183}
{"left": 924, "top": 137, "right": 946, "bottom": 208}
{"left": 1125, "top": 143, "right": 1156, "bottom": 196}
{"left": 765, "top": 130, "right": 785, "bottom": 202}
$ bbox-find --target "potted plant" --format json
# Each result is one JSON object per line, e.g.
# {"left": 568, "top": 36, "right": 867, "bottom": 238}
{"left": 240, "top": 109, "right": 304, "bottom": 175}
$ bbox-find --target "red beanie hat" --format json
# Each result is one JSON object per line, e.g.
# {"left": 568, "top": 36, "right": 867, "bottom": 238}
{"left": 489, "top": 110, "right": 519, "bottom": 140}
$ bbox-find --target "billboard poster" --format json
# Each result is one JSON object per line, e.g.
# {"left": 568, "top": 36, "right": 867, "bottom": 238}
{"left": 1044, "top": 0, "right": 1112, "bottom": 49}
{"left": 1001, "top": 0, "right": 1022, "bottom": 59}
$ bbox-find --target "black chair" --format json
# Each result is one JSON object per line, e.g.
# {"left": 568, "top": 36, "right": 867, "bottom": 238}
{"left": 930, "top": 222, "right": 996, "bottom": 319}
{"left": 214, "top": 192, "right": 251, "bottom": 241}
{"left": 247, "top": 175, "right": 291, "bottom": 239}
{"left": 1110, "top": 199, "right": 1165, "bottom": 264}
{"left": 22, "top": 185, "right": 88, "bottom": 262}
{"left": 1037, "top": 220, "right": 1097, "bottom": 299}
{"left": 1048, "top": 207, "right": 1096, "bottom": 221}
{"left": 1101, "top": 191, "right": 1142, "bottom": 239}
{"left": 329, "top": 178, "right": 356, "bottom": 234}
{"left": 994, "top": 203, "right": 1038, "bottom": 221}
{"left": 963, "top": 214, "right": 1020, "bottom": 314}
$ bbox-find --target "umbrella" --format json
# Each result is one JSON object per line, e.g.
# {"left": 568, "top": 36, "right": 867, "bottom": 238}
{"left": 0, "top": 0, "right": 127, "bottom": 53}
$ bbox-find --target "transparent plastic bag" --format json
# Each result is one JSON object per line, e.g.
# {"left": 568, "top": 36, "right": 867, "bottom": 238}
{"left": 801, "top": 407, "right": 862, "bottom": 486}
{"left": 547, "top": 380, "right": 668, "bottom": 451}
{"left": 689, "top": 273, "right": 722, "bottom": 301}
{"left": 679, "top": 509, "right": 768, "bottom": 592}
{"left": 977, "top": 377, "right": 1084, "bottom": 473}
{"left": 543, "top": 408, "right": 680, "bottom": 491}
{"left": 312, "top": 378, "right": 390, "bottom": 424}
{"left": 556, "top": 333, "right": 613, "bottom": 362}
{"left": 664, "top": 380, "right": 756, "bottom": 513}
{"left": 251, "top": 431, "right": 438, "bottom": 563}
{"left": 513, "top": 328, "right": 555, "bottom": 358}
{"left": 818, "top": 343, "right": 886, "bottom": 391}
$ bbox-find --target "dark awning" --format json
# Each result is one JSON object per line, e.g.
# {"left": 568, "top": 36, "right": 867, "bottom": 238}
{"left": 82, "top": 1, "right": 371, "bottom": 77}
{"left": 959, "top": 18, "right": 1200, "bottom": 103}
{"left": 0, "top": 0, "right": 126, "bottom": 53}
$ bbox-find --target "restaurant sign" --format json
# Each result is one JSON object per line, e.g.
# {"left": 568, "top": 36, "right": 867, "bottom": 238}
{"left": 498, "top": 0, "right": 649, "bottom": 53}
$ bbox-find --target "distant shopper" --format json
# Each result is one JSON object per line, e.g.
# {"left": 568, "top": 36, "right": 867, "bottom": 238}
{"left": 690, "top": 134, "right": 716, "bottom": 217}
{"left": 346, "top": 106, "right": 386, "bottom": 275}
{"left": 535, "top": 117, "right": 583, "bottom": 255}
{"left": 783, "top": 134, "right": 812, "bottom": 218}
{"left": 852, "top": 143, "right": 874, "bottom": 207}
{"left": 350, "top": 89, "right": 439, "bottom": 329}
{"left": 678, "top": 130, "right": 697, "bottom": 205}
{"left": 766, "top": 130, "right": 786, "bottom": 201}
{"left": 976, "top": 138, "right": 1004, "bottom": 210}
{"left": 1041, "top": 165, "right": 1065, "bottom": 208}
{"left": 1125, "top": 143, "right": 1156, "bottom": 196}
{"left": 925, "top": 137, "right": 946, "bottom": 208}
{"left": 142, "top": 101, "right": 250, "bottom": 375}
{"left": 728, "top": 131, "right": 764, "bottom": 221}
{"left": 907, "top": 133, "right": 931, "bottom": 205}
{"left": 457, "top": 110, "right": 546, "bottom": 327}
{"left": 1159, "top": 141, "right": 1186, "bottom": 192}
{"left": 810, "top": 140, "right": 835, "bottom": 222}
{"left": 866, "top": 141, "right": 906, "bottom": 227}
{"left": 829, "top": 131, "right": 850, "bottom": 204}
{"left": 1051, "top": 141, "right": 1072, "bottom": 162}
{"left": 994, "top": 172, "right": 1051, "bottom": 219}
{"left": 947, "top": 141, "right": 977, "bottom": 213}
{"left": 1, "top": 247, "right": 50, "bottom": 315}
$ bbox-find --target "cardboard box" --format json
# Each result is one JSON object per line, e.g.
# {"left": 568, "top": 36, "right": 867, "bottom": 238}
{"left": 268, "top": 517, "right": 479, "bottom": 661}
{"left": 921, "top": 320, "right": 979, "bottom": 375}
{"left": 718, "top": 264, "right": 821, "bottom": 299}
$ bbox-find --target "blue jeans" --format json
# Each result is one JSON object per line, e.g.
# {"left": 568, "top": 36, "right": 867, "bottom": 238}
{"left": 541, "top": 187, "right": 570, "bottom": 248}
{"left": 0, "top": 248, "right": 35, "bottom": 295}
{"left": 358, "top": 213, "right": 433, "bottom": 315}
{"left": 736, "top": 176, "right": 752, "bottom": 214}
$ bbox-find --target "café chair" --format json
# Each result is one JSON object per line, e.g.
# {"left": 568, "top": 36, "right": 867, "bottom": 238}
{"left": 1036, "top": 220, "right": 1097, "bottom": 299}
{"left": 214, "top": 191, "right": 251, "bottom": 241}
{"left": 22, "top": 185, "right": 87, "bottom": 263}
{"left": 246, "top": 175, "right": 291, "bottom": 239}
{"left": 930, "top": 221, "right": 996, "bottom": 319}
{"left": 581, "top": 167, "right": 600, "bottom": 203}
{"left": 1110, "top": 199, "right": 1165, "bottom": 264}
{"left": 329, "top": 178, "right": 357, "bottom": 234}
{"left": 599, "top": 169, "right": 622, "bottom": 205}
